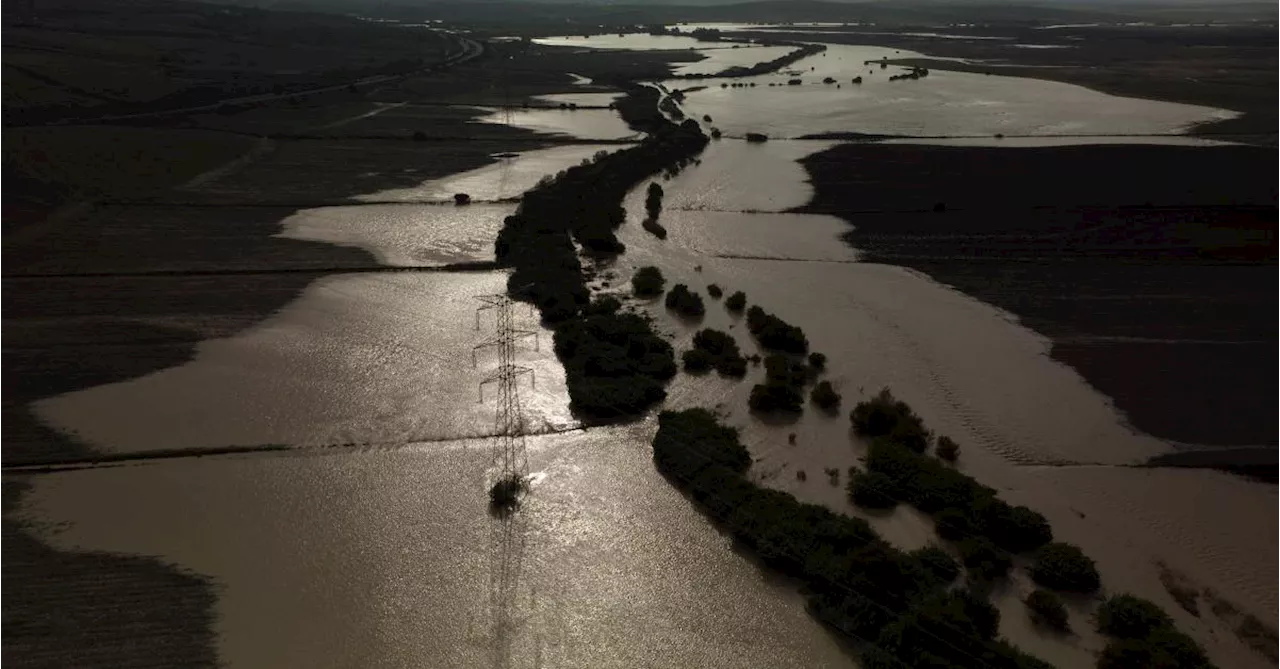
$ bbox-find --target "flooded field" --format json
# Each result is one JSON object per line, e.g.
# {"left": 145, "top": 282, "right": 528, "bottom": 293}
{"left": 17, "top": 430, "right": 854, "bottom": 669}
{"left": 533, "top": 34, "right": 799, "bottom": 77}
{"left": 665, "top": 44, "right": 1234, "bottom": 138}
{"left": 11, "top": 31, "right": 1274, "bottom": 669}
{"left": 355, "top": 144, "right": 629, "bottom": 203}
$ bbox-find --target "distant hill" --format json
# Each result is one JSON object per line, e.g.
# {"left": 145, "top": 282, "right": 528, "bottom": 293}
{"left": 233, "top": 0, "right": 1274, "bottom": 27}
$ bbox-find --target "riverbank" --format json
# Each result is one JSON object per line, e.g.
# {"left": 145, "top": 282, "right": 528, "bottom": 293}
{"left": 797, "top": 142, "right": 1276, "bottom": 465}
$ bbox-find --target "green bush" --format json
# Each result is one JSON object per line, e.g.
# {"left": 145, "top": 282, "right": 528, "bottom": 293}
{"left": 935, "top": 435, "right": 960, "bottom": 462}
{"left": 689, "top": 328, "right": 747, "bottom": 377}
{"left": 1025, "top": 589, "right": 1069, "bottom": 630}
{"left": 1097, "top": 595, "right": 1173, "bottom": 638}
{"left": 745, "top": 305, "right": 808, "bottom": 354}
{"left": 851, "top": 389, "right": 929, "bottom": 453}
{"left": 724, "top": 291, "right": 747, "bottom": 312}
{"left": 682, "top": 348, "right": 713, "bottom": 372}
{"left": 1095, "top": 596, "right": 1213, "bottom": 669}
{"left": 632, "top": 266, "right": 665, "bottom": 297}
{"left": 848, "top": 470, "right": 899, "bottom": 509}
{"left": 807, "top": 351, "right": 827, "bottom": 370}
{"left": 1098, "top": 629, "right": 1213, "bottom": 669}
{"left": 935, "top": 508, "right": 972, "bottom": 540}
{"left": 810, "top": 380, "right": 841, "bottom": 410}
{"left": 957, "top": 537, "right": 1011, "bottom": 581}
{"left": 1030, "top": 542, "right": 1100, "bottom": 593}
{"left": 987, "top": 504, "right": 1053, "bottom": 553}
{"left": 554, "top": 311, "right": 675, "bottom": 418}
{"left": 748, "top": 383, "right": 803, "bottom": 413}
{"left": 707, "top": 284, "right": 723, "bottom": 298}
{"left": 910, "top": 545, "right": 960, "bottom": 584}
{"left": 652, "top": 409, "right": 1056, "bottom": 669}
{"left": 665, "top": 284, "right": 705, "bottom": 317}
{"left": 764, "top": 354, "right": 808, "bottom": 388}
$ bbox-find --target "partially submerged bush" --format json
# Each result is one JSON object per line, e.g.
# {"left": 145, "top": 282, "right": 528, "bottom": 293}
{"left": 807, "top": 351, "right": 826, "bottom": 370}
{"left": 689, "top": 328, "right": 747, "bottom": 377}
{"left": 957, "top": 536, "right": 1012, "bottom": 582}
{"left": 1030, "top": 542, "right": 1100, "bottom": 593}
{"left": 748, "top": 383, "right": 803, "bottom": 413}
{"left": 489, "top": 474, "right": 524, "bottom": 508}
{"left": 632, "top": 266, "right": 665, "bottom": 297}
{"left": 910, "top": 545, "right": 960, "bottom": 584}
{"left": 707, "top": 284, "right": 723, "bottom": 298}
{"left": 850, "top": 388, "right": 929, "bottom": 452}
{"left": 682, "top": 348, "right": 714, "bottom": 372}
{"left": 1094, "top": 595, "right": 1214, "bottom": 668}
{"left": 665, "top": 284, "right": 705, "bottom": 317}
{"left": 1026, "top": 589, "right": 1070, "bottom": 631}
{"left": 554, "top": 310, "right": 676, "bottom": 418}
{"left": 935, "top": 435, "right": 960, "bottom": 462}
{"left": 810, "top": 380, "right": 841, "bottom": 410}
{"left": 724, "top": 291, "right": 746, "bottom": 312}
{"left": 745, "top": 305, "right": 808, "bottom": 354}
{"left": 1097, "top": 595, "right": 1173, "bottom": 638}
{"left": 848, "top": 470, "right": 899, "bottom": 509}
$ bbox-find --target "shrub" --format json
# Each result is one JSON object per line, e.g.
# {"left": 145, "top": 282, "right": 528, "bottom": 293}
{"left": 554, "top": 311, "right": 676, "bottom": 418}
{"left": 1030, "top": 542, "right": 1100, "bottom": 593}
{"left": 934, "top": 508, "right": 972, "bottom": 540}
{"left": 1097, "top": 629, "right": 1212, "bottom": 669}
{"left": 724, "top": 291, "right": 747, "bottom": 312}
{"left": 690, "top": 328, "right": 747, "bottom": 377}
{"left": 748, "top": 383, "right": 803, "bottom": 413}
{"left": 489, "top": 474, "right": 523, "bottom": 508}
{"left": 632, "top": 266, "right": 665, "bottom": 297}
{"left": 807, "top": 351, "right": 826, "bottom": 370}
{"left": 957, "top": 537, "right": 1011, "bottom": 581}
{"left": 454, "top": 192, "right": 471, "bottom": 205}
{"left": 986, "top": 504, "right": 1053, "bottom": 553}
{"left": 1097, "top": 595, "right": 1173, "bottom": 638}
{"left": 642, "top": 217, "right": 668, "bottom": 239}
{"left": 645, "top": 186, "right": 663, "bottom": 218}
{"left": 848, "top": 470, "right": 899, "bottom": 509}
{"left": 745, "top": 305, "right": 808, "bottom": 353}
{"left": 665, "top": 284, "right": 705, "bottom": 317}
{"left": 682, "top": 348, "right": 713, "bottom": 372}
{"left": 707, "top": 284, "right": 723, "bottom": 298}
{"left": 850, "top": 389, "right": 927, "bottom": 449}
{"left": 764, "top": 354, "right": 808, "bottom": 388}
{"left": 810, "top": 381, "right": 841, "bottom": 410}
{"left": 910, "top": 545, "right": 960, "bottom": 584}
{"left": 1026, "top": 590, "right": 1070, "bottom": 630}
{"left": 935, "top": 435, "right": 960, "bottom": 462}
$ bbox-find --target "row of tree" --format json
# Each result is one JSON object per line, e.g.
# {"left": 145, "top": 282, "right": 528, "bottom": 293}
{"left": 494, "top": 87, "right": 708, "bottom": 418}
{"left": 652, "top": 409, "right": 1053, "bottom": 669}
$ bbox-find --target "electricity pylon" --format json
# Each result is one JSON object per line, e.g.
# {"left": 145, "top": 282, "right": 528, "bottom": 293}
{"left": 474, "top": 294, "right": 538, "bottom": 480}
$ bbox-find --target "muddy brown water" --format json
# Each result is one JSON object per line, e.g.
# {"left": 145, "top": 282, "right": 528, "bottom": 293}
{"left": 16, "top": 41, "right": 1276, "bottom": 669}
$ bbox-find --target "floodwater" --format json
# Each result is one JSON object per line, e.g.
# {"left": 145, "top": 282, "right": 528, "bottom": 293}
{"left": 608, "top": 140, "right": 1277, "bottom": 669}
{"left": 662, "top": 43, "right": 1235, "bottom": 138}
{"left": 16, "top": 34, "right": 1275, "bottom": 669}
{"left": 18, "top": 430, "right": 854, "bottom": 669}
{"left": 355, "top": 144, "right": 629, "bottom": 203}
{"left": 533, "top": 34, "right": 799, "bottom": 77}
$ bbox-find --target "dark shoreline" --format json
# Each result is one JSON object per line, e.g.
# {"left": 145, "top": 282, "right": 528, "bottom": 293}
{"left": 796, "top": 142, "right": 1277, "bottom": 477}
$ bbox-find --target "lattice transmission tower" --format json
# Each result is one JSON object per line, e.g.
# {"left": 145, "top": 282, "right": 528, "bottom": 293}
{"left": 474, "top": 294, "right": 538, "bottom": 481}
